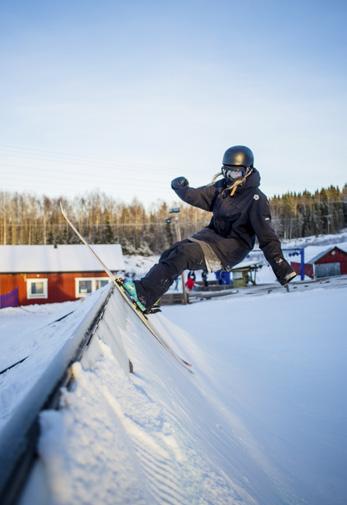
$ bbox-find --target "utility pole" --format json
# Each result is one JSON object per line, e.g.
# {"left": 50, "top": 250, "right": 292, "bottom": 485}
{"left": 169, "top": 207, "right": 187, "bottom": 305}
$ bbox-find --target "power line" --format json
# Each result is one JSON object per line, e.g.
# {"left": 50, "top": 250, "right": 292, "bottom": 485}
{"left": 0, "top": 144, "right": 178, "bottom": 170}
{"left": 0, "top": 221, "right": 208, "bottom": 229}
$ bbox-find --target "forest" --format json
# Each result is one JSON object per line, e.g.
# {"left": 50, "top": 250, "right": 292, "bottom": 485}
{"left": 0, "top": 185, "right": 346, "bottom": 254}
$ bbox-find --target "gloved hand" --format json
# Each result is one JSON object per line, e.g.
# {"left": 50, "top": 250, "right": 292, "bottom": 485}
{"left": 273, "top": 257, "right": 297, "bottom": 285}
{"left": 171, "top": 176, "right": 189, "bottom": 190}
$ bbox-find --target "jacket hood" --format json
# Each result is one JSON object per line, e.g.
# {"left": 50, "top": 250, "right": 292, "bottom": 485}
{"left": 244, "top": 167, "right": 261, "bottom": 189}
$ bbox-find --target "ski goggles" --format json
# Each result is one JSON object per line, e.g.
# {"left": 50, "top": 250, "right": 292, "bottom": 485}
{"left": 222, "top": 165, "right": 246, "bottom": 180}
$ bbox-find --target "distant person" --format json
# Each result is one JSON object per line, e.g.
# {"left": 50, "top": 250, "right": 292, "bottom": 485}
{"left": 185, "top": 271, "right": 196, "bottom": 291}
{"left": 123, "top": 145, "right": 296, "bottom": 312}
{"left": 201, "top": 270, "right": 209, "bottom": 288}
{"left": 222, "top": 271, "right": 231, "bottom": 285}
{"left": 215, "top": 270, "right": 223, "bottom": 285}
{"left": 215, "top": 270, "right": 230, "bottom": 285}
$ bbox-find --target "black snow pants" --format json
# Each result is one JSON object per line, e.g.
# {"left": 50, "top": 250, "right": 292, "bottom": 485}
{"left": 134, "top": 239, "right": 206, "bottom": 309}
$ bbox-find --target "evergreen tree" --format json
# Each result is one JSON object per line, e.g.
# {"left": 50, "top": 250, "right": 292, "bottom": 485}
{"left": 0, "top": 186, "right": 345, "bottom": 250}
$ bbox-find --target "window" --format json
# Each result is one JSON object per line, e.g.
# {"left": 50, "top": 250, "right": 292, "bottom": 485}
{"left": 75, "top": 278, "right": 110, "bottom": 298}
{"left": 95, "top": 279, "right": 109, "bottom": 290}
{"left": 78, "top": 279, "right": 93, "bottom": 295}
{"left": 26, "top": 278, "right": 48, "bottom": 299}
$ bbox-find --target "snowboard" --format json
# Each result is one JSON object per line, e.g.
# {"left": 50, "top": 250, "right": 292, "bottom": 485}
{"left": 60, "top": 202, "right": 192, "bottom": 371}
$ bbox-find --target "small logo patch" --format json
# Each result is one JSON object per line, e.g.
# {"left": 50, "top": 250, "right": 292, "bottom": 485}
{"left": 253, "top": 194, "right": 260, "bottom": 200}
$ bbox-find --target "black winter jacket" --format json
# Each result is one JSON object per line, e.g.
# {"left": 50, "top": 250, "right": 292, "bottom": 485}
{"left": 173, "top": 169, "right": 284, "bottom": 271}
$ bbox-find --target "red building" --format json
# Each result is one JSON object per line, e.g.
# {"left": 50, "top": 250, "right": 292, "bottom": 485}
{"left": 291, "top": 244, "right": 347, "bottom": 279}
{"left": 0, "top": 244, "right": 124, "bottom": 308}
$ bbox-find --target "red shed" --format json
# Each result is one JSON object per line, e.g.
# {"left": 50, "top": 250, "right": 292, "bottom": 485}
{"left": 291, "top": 244, "right": 347, "bottom": 279}
{"left": 0, "top": 244, "right": 124, "bottom": 308}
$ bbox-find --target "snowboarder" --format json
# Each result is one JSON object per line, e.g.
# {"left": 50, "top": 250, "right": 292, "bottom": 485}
{"left": 124, "top": 145, "right": 296, "bottom": 312}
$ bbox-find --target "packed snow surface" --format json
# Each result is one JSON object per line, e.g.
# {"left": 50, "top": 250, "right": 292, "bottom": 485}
{"left": 0, "top": 288, "right": 112, "bottom": 493}
{"left": 165, "top": 284, "right": 347, "bottom": 505}
{"left": 1, "top": 276, "right": 344, "bottom": 505}
{"left": 2, "top": 230, "right": 347, "bottom": 504}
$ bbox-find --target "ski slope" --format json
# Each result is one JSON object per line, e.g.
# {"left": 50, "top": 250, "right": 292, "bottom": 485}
{"left": 1, "top": 277, "right": 346, "bottom": 504}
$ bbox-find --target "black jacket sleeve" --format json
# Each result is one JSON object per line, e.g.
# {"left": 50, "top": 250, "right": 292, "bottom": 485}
{"left": 173, "top": 183, "right": 218, "bottom": 212}
{"left": 249, "top": 194, "right": 283, "bottom": 266}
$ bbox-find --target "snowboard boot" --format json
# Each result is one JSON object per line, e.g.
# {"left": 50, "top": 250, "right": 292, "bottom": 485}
{"left": 122, "top": 280, "right": 147, "bottom": 312}
{"left": 147, "top": 301, "right": 161, "bottom": 314}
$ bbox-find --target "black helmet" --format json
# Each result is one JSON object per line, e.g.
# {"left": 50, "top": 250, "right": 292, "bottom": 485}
{"left": 222, "top": 145, "right": 254, "bottom": 168}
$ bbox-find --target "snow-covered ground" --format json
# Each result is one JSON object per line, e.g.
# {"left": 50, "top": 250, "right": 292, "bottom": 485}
{"left": 1, "top": 276, "right": 345, "bottom": 505}
{"left": 1, "top": 231, "right": 346, "bottom": 504}
{"left": 0, "top": 288, "right": 112, "bottom": 496}
{"left": 280, "top": 229, "right": 347, "bottom": 249}
{"left": 0, "top": 301, "right": 76, "bottom": 376}
{"left": 164, "top": 283, "right": 347, "bottom": 505}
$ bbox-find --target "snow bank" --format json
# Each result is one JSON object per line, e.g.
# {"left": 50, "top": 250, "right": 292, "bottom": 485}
{"left": 0, "top": 285, "right": 111, "bottom": 492}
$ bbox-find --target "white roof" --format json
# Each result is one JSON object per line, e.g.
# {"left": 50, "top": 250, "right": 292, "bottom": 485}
{"left": 303, "top": 242, "right": 347, "bottom": 264}
{"left": 0, "top": 244, "right": 125, "bottom": 273}
{"left": 232, "top": 260, "right": 263, "bottom": 270}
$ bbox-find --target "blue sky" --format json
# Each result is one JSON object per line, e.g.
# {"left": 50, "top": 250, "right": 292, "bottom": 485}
{"left": 0, "top": 0, "right": 346, "bottom": 205}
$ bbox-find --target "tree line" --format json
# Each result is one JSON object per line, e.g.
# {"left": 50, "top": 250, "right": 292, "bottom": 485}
{"left": 0, "top": 185, "right": 346, "bottom": 254}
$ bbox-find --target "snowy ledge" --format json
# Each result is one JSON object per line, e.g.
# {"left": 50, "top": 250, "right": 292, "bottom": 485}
{"left": 0, "top": 284, "right": 113, "bottom": 499}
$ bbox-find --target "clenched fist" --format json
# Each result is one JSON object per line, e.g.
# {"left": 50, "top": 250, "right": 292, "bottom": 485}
{"left": 171, "top": 177, "right": 189, "bottom": 190}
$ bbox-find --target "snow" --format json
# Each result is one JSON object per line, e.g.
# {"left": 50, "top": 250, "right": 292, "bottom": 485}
{"left": 164, "top": 285, "right": 347, "bottom": 504}
{"left": 3, "top": 277, "right": 344, "bottom": 505}
{"left": 0, "top": 286, "right": 111, "bottom": 490}
{"left": 0, "top": 302, "right": 76, "bottom": 374}
{"left": 302, "top": 242, "right": 347, "bottom": 263}
{"left": 1, "top": 230, "right": 347, "bottom": 504}
{"left": 123, "top": 254, "right": 158, "bottom": 277}
{"left": 280, "top": 229, "right": 347, "bottom": 249}
{"left": 0, "top": 244, "right": 124, "bottom": 273}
